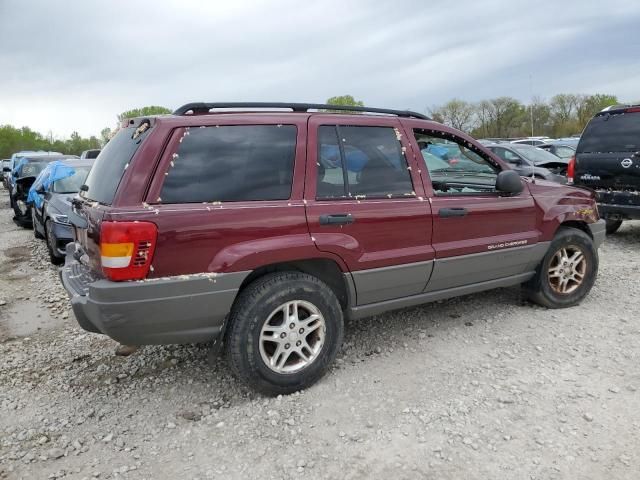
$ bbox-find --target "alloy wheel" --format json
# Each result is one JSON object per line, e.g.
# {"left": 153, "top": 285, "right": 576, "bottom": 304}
{"left": 259, "top": 300, "right": 326, "bottom": 374}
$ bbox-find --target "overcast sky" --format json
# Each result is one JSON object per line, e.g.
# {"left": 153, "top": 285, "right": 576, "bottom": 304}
{"left": 1, "top": 0, "right": 639, "bottom": 138}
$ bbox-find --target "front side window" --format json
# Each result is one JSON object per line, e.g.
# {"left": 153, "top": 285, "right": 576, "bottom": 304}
{"left": 160, "top": 125, "right": 296, "bottom": 203}
{"left": 492, "top": 147, "right": 524, "bottom": 164}
{"left": 415, "top": 129, "right": 499, "bottom": 195}
{"left": 316, "top": 125, "right": 414, "bottom": 199}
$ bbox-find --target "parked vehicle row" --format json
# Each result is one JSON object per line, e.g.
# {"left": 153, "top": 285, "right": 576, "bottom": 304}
{"left": 2, "top": 151, "right": 97, "bottom": 264}
{"left": 58, "top": 102, "right": 605, "bottom": 395}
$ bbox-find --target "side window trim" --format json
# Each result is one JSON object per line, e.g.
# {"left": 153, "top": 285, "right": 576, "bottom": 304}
{"left": 334, "top": 125, "right": 349, "bottom": 198}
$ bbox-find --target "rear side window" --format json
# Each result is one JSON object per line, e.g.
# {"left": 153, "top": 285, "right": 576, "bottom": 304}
{"left": 578, "top": 112, "right": 640, "bottom": 153}
{"left": 160, "top": 125, "right": 296, "bottom": 203}
{"left": 82, "top": 125, "right": 151, "bottom": 204}
{"left": 316, "top": 125, "right": 413, "bottom": 199}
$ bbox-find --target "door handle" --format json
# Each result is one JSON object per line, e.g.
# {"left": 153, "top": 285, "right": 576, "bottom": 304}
{"left": 319, "top": 213, "right": 354, "bottom": 225}
{"left": 439, "top": 207, "right": 468, "bottom": 218}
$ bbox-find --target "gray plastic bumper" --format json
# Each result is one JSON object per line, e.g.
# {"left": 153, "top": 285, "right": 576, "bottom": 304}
{"left": 589, "top": 219, "right": 606, "bottom": 249}
{"left": 59, "top": 244, "right": 249, "bottom": 345}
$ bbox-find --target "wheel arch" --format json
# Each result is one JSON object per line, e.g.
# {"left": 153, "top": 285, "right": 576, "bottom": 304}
{"left": 557, "top": 220, "right": 593, "bottom": 239}
{"left": 237, "top": 258, "right": 352, "bottom": 311}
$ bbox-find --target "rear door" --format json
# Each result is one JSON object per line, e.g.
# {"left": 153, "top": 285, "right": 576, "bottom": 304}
{"left": 406, "top": 123, "right": 540, "bottom": 291}
{"left": 305, "top": 115, "right": 434, "bottom": 305}
{"left": 575, "top": 110, "right": 640, "bottom": 190}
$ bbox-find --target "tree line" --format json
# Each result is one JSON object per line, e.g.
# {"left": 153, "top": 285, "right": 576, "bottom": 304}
{"left": 0, "top": 106, "right": 171, "bottom": 159}
{"left": 429, "top": 93, "right": 621, "bottom": 139}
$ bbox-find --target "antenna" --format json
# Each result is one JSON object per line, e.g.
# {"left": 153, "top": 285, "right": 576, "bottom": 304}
{"left": 529, "top": 74, "right": 535, "bottom": 184}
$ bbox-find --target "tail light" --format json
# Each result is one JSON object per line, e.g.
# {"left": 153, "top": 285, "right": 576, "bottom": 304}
{"left": 100, "top": 221, "right": 157, "bottom": 281}
{"left": 567, "top": 156, "right": 576, "bottom": 184}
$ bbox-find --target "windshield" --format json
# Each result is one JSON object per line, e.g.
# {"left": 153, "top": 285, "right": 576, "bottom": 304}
{"left": 512, "top": 146, "right": 564, "bottom": 164}
{"left": 52, "top": 166, "right": 92, "bottom": 193}
{"left": 19, "top": 161, "right": 50, "bottom": 178}
{"left": 578, "top": 112, "right": 640, "bottom": 153}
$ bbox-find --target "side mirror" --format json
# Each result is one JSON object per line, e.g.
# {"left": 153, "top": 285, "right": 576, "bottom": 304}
{"left": 496, "top": 170, "right": 524, "bottom": 195}
{"left": 36, "top": 185, "right": 46, "bottom": 194}
{"left": 508, "top": 158, "right": 522, "bottom": 166}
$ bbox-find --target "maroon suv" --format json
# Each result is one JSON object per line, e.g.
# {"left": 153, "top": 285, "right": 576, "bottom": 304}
{"left": 61, "top": 102, "right": 605, "bottom": 395}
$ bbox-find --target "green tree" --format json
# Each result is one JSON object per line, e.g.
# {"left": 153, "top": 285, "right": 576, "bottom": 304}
{"left": 117, "top": 105, "right": 172, "bottom": 123}
{"left": 576, "top": 94, "right": 619, "bottom": 126}
{"left": 429, "top": 98, "right": 476, "bottom": 132}
{"left": 324, "top": 95, "right": 365, "bottom": 113}
{"left": 100, "top": 127, "right": 113, "bottom": 146}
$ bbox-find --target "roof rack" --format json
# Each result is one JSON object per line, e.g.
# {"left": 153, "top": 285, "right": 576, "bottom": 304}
{"left": 172, "top": 102, "right": 431, "bottom": 120}
{"left": 599, "top": 103, "right": 640, "bottom": 113}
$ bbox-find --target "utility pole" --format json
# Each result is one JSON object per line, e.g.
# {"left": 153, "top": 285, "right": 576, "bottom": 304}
{"left": 529, "top": 74, "right": 534, "bottom": 137}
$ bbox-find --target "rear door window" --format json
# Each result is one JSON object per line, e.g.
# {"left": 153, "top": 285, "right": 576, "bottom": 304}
{"left": 316, "top": 125, "right": 414, "bottom": 199}
{"left": 82, "top": 125, "right": 151, "bottom": 204}
{"left": 160, "top": 125, "right": 296, "bottom": 203}
{"left": 578, "top": 112, "right": 640, "bottom": 153}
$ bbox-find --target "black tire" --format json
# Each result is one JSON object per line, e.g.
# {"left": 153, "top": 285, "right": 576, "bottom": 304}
{"left": 225, "top": 272, "right": 344, "bottom": 396}
{"left": 32, "top": 210, "right": 44, "bottom": 239}
{"left": 12, "top": 201, "right": 32, "bottom": 229}
{"left": 45, "top": 220, "right": 64, "bottom": 265}
{"left": 525, "top": 227, "right": 598, "bottom": 309}
{"left": 605, "top": 218, "right": 623, "bottom": 235}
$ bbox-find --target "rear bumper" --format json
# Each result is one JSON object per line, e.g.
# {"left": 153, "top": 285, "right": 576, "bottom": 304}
{"left": 596, "top": 190, "right": 640, "bottom": 220}
{"left": 59, "top": 243, "right": 249, "bottom": 345}
{"left": 588, "top": 219, "right": 606, "bottom": 249}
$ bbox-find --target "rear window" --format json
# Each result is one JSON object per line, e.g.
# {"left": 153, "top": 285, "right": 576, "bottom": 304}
{"left": 81, "top": 126, "right": 151, "bottom": 204}
{"left": 160, "top": 125, "right": 296, "bottom": 203}
{"left": 578, "top": 112, "right": 640, "bottom": 153}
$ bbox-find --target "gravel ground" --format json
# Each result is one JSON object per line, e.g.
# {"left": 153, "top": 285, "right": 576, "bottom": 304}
{"left": 1, "top": 187, "right": 639, "bottom": 480}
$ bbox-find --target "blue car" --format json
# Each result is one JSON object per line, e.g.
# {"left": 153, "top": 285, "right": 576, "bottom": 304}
{"left": 29, "top": 158, "right": 94, "bottom": 264}
{"left": 10, "top": 153, "right": 77, "bottom": 228}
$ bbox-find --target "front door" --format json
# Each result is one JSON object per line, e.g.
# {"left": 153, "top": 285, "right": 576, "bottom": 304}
{"left": 305, "top": 116, "right": 434, "bottom": 305}
{"left": 407, "top": 125, "right": 540, "bottom": 292}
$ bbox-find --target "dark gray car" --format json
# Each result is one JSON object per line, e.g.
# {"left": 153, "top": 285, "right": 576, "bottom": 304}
{"left": 486, "top": 143, "right": 568, "bottom": 183}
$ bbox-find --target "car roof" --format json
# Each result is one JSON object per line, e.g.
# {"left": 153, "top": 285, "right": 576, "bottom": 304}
{"left": 21, "top": 154, "right": 79, "bottom": 162}
{"left": 56, "top": 158, "right": 95, "bottom": 168}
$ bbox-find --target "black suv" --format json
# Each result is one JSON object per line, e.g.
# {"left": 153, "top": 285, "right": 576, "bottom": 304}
{"left": 571, "top": 105, "right": 640, "bottom": 234}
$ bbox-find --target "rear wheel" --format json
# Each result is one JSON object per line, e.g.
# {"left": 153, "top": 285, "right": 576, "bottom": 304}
{"left": 225, "top": 272, "right": 344, "bottom": 395}
{"left": 45, "top": 220, "right": 64, "bottom": 265}
{"left": 525, "top": 227, "right": 597, "bottom": 308}
{"left": 605, "top": 218, "right": 623, "bottom": 235}
{"left": 12, "top": 200, "right": 31, "bottom": 229}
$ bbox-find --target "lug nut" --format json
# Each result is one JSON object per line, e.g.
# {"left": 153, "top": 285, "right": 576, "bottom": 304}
{"left": 296, "top": 341, "right": 302, "bottom": 346}
{"left": 289, "top": 323, "right": 295, "bottom": 329}
{"left": 280, "top": 332, "right": 287, "bottom": 338}
{"left": 285, "top": 343, "right": 290, "bottom": 349}
{"left": 299, "top": 328, "right": 304, "bottom": 334}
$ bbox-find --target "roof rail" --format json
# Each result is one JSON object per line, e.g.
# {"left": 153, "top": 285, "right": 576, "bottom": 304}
{"left": 172, "top": 102, "right": 431, "bottom": 120}
{"left": 599, "top": 103, "right": 640, "bottom": 113}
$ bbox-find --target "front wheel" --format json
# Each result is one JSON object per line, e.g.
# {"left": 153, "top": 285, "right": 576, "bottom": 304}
{"left": 605, "top": 218, "right": 623, "bottom": 235}
{"left": 525, "top": 227, "right": 598, "bottom": 309}
{"left": 45, "top": 220, "right": 64, "bottom": 265}
{"left": 32, "top": 210, "right": 44, "bottom": 239}
{"left": 225, "top": 272, "right": 344, "bottom": 395}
